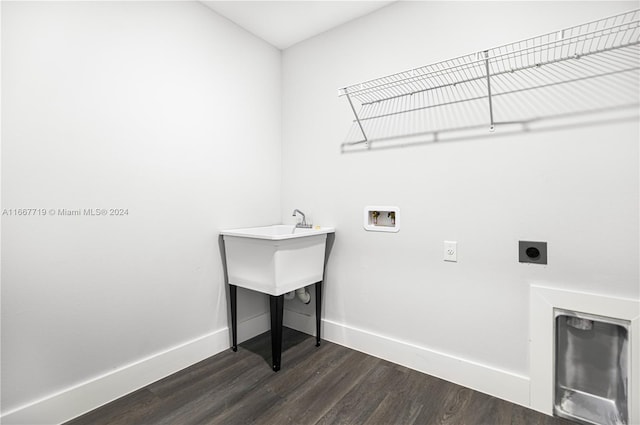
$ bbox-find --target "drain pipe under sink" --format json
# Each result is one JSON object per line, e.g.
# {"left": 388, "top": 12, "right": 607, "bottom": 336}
{"left": 284, "top": 287, "right": 311, "bottom": 304}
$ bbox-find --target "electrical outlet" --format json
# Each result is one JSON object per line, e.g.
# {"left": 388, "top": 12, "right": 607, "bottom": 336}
{"left": 519, "top": 241, "right": 547, "bottom": 264}
{"left": 444, "top": 241, "right": 457, "bottom": 262}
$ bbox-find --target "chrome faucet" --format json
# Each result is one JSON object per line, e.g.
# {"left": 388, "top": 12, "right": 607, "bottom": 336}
{"left": 292, "top": 209, "right": 312, "bottom": 228}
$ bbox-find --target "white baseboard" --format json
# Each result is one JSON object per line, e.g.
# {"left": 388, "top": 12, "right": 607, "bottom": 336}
{"left": 283, "top": 308, "right": 315, "bottom": 333}
{"left": 237, "top": 312, "right": 271, "bottom": 343}
{"left": 285, "top": 311, "right": 530, "bottom": 408}
{"left": 1, "top": 314, "right": 270, "bottom": 425}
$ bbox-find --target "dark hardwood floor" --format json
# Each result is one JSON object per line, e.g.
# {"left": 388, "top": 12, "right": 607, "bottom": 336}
{"left": 66, "top": 328, "right": 575, "bottom": 425}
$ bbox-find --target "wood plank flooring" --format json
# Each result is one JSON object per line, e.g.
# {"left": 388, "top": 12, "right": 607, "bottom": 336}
{"left": 66, "top": 328, "right": 576, "bottom": 425}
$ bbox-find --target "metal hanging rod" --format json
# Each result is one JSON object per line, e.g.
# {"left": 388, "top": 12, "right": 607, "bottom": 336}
{"left": 341, "top": 14, "right": 639, "bottom": 102}
{"left": 338, "top": 9, "right": 640, "bottom": 148}
{"left": 341, "top": 9, "right": 639, "bottom": 95}
{"left": 354, "top": 39, "right": 639, "bottom": 107}
{"left": 354, "top": 47, "right": 639, "bottom": 123}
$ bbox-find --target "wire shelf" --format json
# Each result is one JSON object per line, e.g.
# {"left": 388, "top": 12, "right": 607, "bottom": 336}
{"left": 339, "top": 9, "right": 640, "bottom": 150}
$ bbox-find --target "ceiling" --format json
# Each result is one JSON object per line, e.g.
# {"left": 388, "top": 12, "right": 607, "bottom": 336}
{"left": 201, "top": 1, "right": 395, "bottom": 50}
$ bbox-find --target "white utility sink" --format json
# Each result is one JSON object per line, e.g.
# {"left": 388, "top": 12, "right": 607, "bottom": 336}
{"left": 220, "top": 225, "right": 335, "bottom": 296}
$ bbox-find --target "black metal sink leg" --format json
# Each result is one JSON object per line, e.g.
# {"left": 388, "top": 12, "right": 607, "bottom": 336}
{"left": 229, "top": 284, "right": 238, "bottom": 352}
{"left": 315, "top": 281, "right": 322, "bottom": 347}
{"left": 269, "top": 294, "right": 284, "bottom": 371}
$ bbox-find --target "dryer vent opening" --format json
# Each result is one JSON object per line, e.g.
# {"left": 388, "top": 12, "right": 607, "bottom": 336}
{"left": 555, "top": 309, "right": 630, "bottom": 425}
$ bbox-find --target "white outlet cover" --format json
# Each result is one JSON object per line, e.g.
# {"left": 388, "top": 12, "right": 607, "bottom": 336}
{"left": 444, "top": 241, "right": 457, "bottom": 262}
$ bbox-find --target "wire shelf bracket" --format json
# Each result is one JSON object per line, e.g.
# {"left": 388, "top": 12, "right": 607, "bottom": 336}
{"left": 483, "top": 50, "right": 495, "bottom": 132}
{"left": 339, "top": 9, "right": 640, "bottom": 151}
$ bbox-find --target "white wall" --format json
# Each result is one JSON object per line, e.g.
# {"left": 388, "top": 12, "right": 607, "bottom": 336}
{"left": 2, "top": 1, "right": 639, "bottom": 422}
{"left": 1, "top": 1, "right": 280, "bottom": 420}
{"left": 281, "top": 0, "right": 639, "bottom": 400}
